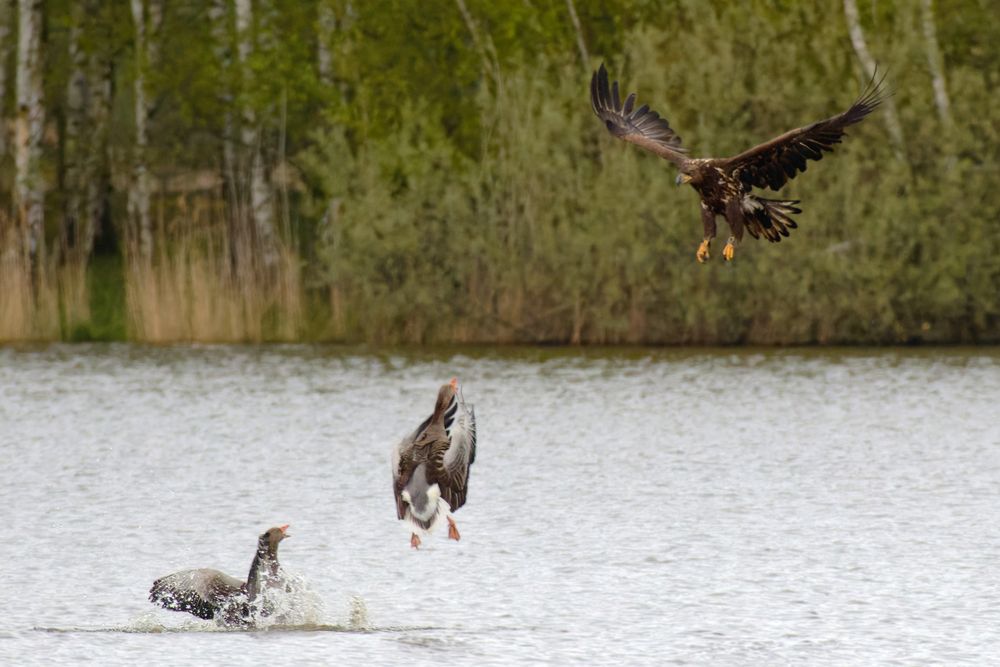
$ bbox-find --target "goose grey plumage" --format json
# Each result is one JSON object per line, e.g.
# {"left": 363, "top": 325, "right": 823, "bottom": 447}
{"left": 391, "top": 378, "right": 477, "bottom": 549}
{"left": 149, "top": 525, "right": 289, "bottom": 625}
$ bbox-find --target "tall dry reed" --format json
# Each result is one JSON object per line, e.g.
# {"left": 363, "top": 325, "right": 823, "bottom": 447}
{"left": 0, "top": 215, "right": 89, "bottom": 341}
{"left": 124, "top": 195, "right": 303, "bottom": 343}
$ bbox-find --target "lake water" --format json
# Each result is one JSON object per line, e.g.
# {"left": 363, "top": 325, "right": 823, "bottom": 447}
{"left": 2, "top": 344, "right": 999, "bottom": 665}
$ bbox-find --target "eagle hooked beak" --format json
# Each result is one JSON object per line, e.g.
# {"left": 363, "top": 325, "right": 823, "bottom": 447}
{"left": 675, "top": 173, "right": 691, "bottom": 186}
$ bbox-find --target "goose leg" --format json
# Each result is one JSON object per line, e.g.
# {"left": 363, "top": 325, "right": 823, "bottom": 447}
{"left": 447, "top": 516, "right": 461, "bottom": 541}
{"left": 410, "top": 533, "right": 421, "bottom": 549}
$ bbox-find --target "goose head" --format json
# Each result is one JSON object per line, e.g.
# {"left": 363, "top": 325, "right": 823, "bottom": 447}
{"left": 434, "top": 378, "right": 459, "bottom": 415}
{"left": 258, "top": 525, "right": 289, "bottom": 558}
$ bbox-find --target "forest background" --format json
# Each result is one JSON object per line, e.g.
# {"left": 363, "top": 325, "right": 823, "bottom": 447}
{"left": 0, "top": 0, "right": 996, "bottom": 345}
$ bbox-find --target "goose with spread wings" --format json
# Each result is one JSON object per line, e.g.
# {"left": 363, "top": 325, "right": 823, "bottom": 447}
{"left": 391, "top": 378, "right": 477, "bottom": 549}
{"left": 149, "top": 525, "right": 289, "bottom": 626}
{"left": 590, "top": 63, "right": 886, "bottom": 262}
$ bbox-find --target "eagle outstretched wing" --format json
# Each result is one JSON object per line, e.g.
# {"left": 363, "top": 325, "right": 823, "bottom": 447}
{"left": 716, "top": 71, "right": 888, "bottom": 191}
{"left": 590, "top": 63, "right": 689, "bottom": 167}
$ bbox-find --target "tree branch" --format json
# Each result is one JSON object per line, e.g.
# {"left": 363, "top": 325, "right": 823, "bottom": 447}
{"left": 843, "top": 0, "right": 906, "bottom": 157}
{"left": 565, "top": 0, "right": 589, "bottom": 73}
{"left": 920, "top": 0, "right": 953, "bottom": 130}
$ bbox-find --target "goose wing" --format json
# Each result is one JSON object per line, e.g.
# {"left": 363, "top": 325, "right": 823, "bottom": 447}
{"left": 391, "top": 413, "right": 432, "bottom": 519}
{"left": 149, "top": 568, "right": 244, "bottom": 620}
{"left": 434, "top": 392, "right": 477, "bottom": 511}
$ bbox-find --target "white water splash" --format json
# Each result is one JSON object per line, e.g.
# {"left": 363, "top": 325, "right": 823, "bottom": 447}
{"left": 246, "top": 569, "right": 326, "bottom": 629}
{"left": 347, "top": 595, "right": 372, "bottom": 631}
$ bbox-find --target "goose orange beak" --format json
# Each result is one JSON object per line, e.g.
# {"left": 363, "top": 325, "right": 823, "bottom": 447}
{"left": 449, "top": 377, "right": 458, "bottom": 389}
{"left": 279, "top": 524, "right": 290, "bottom": 537}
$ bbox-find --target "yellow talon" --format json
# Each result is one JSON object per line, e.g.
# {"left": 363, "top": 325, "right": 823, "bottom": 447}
{"left": 723, "top": 242, "right": 735, "bottom": 261}
{"left": 695, "top": 240, "right": 711, "bottom": 263}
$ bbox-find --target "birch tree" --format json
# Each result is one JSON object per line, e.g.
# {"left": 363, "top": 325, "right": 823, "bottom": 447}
{"left": 454, "top": 0, "right": 498, "bottom": 87}
{"left": 210, "top": 0, "right": 239, "bottom": 236}
{"left": 82, "top": 10, "right": 115, "bottom": 259}
{"left": 235, "top": 0, "right": 278, "bottom": 266}
{"left": 843, "top": 0, "right": 905, "bottom": 156}
{"left": 129, "top": 0, "right": 153, "bottom": 262}
{"left": 0, "top": 0, "right": 13, "bottom": 160}
{"left": 920, "top": 0, "right": 953, "bottom": 130}
{"left": 146, "top": 0, "right": 163, "bottom": 65}
{"left": 565, "top": 0, "right": 589, "bottom": 73}
{"left": 316, "top": 0, "right": 342, "bottom": 243}
{"left": 64, "top": 0, "right": 88, "bottom": 255}
{"left": 317, "top": 0, "right": 335, "bottom": 87}
{"left": 15, "top": 0, "right": 45, "bottom": 267}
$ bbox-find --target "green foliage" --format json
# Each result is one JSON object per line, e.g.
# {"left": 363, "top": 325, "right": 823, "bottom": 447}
{"left": 71, "top": 255, "right": 128, "bottom": 342}
{"left": 301, "top": 1, "right": 1000, "bottom": 344}
{"left": 3, "top": 0, "right": 1000, "bottom": 343}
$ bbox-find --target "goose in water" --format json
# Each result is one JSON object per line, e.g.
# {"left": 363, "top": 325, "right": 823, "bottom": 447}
{"left": 149, "top": 525, "right": 289, "bottom": 625}
{"left": 392, "top": 378, "right": 477, "bottom": 549}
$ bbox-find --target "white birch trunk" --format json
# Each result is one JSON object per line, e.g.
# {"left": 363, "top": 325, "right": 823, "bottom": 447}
{"left": 454, "top": 0, "right": 497, "bottom": 86}
{"left": 316, "top": 0, "right": 341, "bottom": 243}
{"left": 209, "top": 0, "right": 238, "bottom": 214}
{"left": 919, "top": 0, "right": 953, "bottom": 129}
{"left": 564, "top": 0, "right": 589, "bottom": 73}
{"left": 0, "top": 0, "right": 14, "bottom": 159}
{"left": 15, "top": 0, "right": 45, "bottom": 264}
{"left": 129, "top": 0, "right": 153, "bottom": 262}
{"left": 64, "top": 0, "right": 88, "bottom": 254}
{"left": 147, "top": 0, "right": 163, "bottom": 66}
{"left": 235, "top": 0, "right": 277, "bottom": 266}
{"left": 82, "top": 35, "right": 113, "bottom": 259}
{"left": 842, "top": 0, "right": 905, "bottom": 156}
{"left": 317, "top": 1, "right": 335, "bottom": 87}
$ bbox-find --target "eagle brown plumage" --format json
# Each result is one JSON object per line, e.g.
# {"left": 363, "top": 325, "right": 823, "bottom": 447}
{"left": 590, "top": 63, "right": 886, "bottom": 262}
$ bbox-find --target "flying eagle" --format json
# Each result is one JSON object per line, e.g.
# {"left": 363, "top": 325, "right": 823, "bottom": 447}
{"left": 590, "top": 64, "right": 886, "bottom": 262}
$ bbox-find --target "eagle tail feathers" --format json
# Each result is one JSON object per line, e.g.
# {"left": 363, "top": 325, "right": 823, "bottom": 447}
{"left": 743, "top": 196, "right": 802, "bottom": 243}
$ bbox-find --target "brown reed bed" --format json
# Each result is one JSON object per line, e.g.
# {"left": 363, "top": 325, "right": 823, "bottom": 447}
{"left": 124, "top": 195, "right": 303, "bottom": 343}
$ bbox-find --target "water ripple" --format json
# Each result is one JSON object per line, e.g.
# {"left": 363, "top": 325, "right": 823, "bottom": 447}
{"left": 1, "top": 345, "right": 998, "bottom": 665}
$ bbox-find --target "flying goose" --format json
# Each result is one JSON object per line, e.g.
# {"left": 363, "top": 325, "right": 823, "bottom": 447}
{"left": 391, "top": 378, "right": 477, "bottom": 549}
{"left": 149, "top": 525, "right": 289, "bottom": 625}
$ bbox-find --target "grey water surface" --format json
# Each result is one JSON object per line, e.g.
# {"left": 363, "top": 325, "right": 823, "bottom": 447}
{"left": 1, "top": 344, "right": 999, "bottom": 665}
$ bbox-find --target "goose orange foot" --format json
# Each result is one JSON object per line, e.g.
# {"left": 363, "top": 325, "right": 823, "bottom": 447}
{"left": 410, "top": 533, "right": 421, "bottom": 549}
{"left": 723, "top": 241, "right": 735, "bottom": 262}
{"left": 695, "top": 239, "right": 711, "bottom": 263}
{"left": 447, "top": 517, "right": 461, "bottom": 541}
